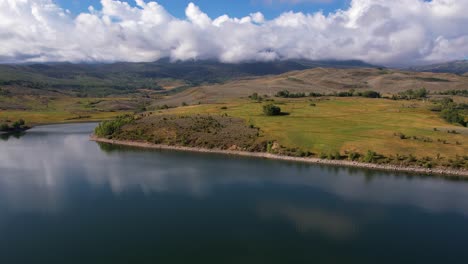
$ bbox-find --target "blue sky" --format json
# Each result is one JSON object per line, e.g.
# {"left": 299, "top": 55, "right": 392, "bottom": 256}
{"left": 56, "top": 0, "right": 350, "bottom": 19}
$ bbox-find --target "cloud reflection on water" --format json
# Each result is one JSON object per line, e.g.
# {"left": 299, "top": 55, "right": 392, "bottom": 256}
{"left": 1, "top": 123, "right": 468, "bottom": 219}
{"left": 258, "top": 203, "right": 358, "bottom": 240}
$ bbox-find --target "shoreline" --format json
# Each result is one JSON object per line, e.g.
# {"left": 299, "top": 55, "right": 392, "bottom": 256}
{"left": 90, "top": 135, "right": 468, "bottom": 178}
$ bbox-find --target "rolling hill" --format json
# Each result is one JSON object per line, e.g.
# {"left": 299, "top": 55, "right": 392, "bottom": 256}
{"left": 409, "top": 60, "right": 468, "bottom": 75}
{"left": 0, "top": 59, "right": 378, "bottom": 97}
{"left": 151, "top": 67, "right": 468, "bottom": 107}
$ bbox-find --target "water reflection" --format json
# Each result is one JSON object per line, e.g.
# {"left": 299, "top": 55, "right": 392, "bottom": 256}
{"left": 0, "top": 131, "right": 26, "bottom": 141}
{"left": 258, "top": 203, "right": 358, "bottom": 240}
{"left": 1, "top": 123, "right": 468, "bottom": 219}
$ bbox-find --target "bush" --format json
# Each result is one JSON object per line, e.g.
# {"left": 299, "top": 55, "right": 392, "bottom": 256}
{"left": 309, "top": 92, "right": 323, "bottom": 97}
{"left": 441, "top": 108, "right": 466, "bottom": 127}
{"left": 430, "top": 98, "right": 467, "bottom": 126}
{"left": 348, "top": 152, "right": 360, "bottom": 161}
{"left": 263, "top": 104, "right": 282, "bottom": 116}
{"left": 397, "top": 88, "right": 428, "bottom": 100}
{"left": 249, "top": 93, "right": 262, "bottom": 101}
{"left": 0, "top": 123, "right": 9, "bottom": 131}
{"left": 12, "top": 121, "right": 22, "bottom": 130}
{"left": 360, "top": 91, "right": 381, "bottom": 98}
{"left": 275, "top": 90, "right": 306, "bottom": 98}
{"left": 363, "top": 150, "right": 378, "bottom": 163}
{"left": 275, "top": 90, "right": 289, "bottom": 98}
{"left": 94, "top": 115, "right": 134, "bottom": 137}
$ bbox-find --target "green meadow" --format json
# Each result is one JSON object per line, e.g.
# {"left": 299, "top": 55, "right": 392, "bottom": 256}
{"left": 160, "top": 97, "right": 467, "bottom": 160}
{"left": 0, "top": 96, "right": 131, "bottom": 125}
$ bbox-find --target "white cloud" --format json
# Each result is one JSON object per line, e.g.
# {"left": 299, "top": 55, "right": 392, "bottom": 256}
{"left": 0, "top": 0, "right": 467, "bottom": 65}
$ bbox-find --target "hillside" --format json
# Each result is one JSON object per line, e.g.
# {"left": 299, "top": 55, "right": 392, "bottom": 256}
{"left": 95, "top": 97, "right": 468, "bottom": 172}
{"left": 0, "top": 59, "right": 378, "bottom": 97}
{"left": 410, "top": 60, "right": 468, "bottom": 75}
{"left": 151, "top": 67, "right": 468, "bottom": 107}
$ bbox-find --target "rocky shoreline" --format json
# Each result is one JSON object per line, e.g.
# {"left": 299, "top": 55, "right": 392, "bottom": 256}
{"left": 90, "top": 135, "right": 468, "bottom": 178}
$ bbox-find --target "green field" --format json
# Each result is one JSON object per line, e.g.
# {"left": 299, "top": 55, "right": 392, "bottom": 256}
{"left": 0, "top": 96, "right": 132, "bottom": 125}
{"left": 157, "top": 97, "right": 467, "bottom": 160}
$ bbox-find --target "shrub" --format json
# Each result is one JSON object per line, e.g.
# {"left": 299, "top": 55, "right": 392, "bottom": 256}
{"left": 0, "top": 123, "right": 9, "bottom": 131}
{"left": 360, "top": 91, "right": 381, "bottom": 98}
{"left": 263, "top": 104, "right": 282, "bottom": 116}
{"left": 337, "top": 91, "right": 353, "bottom": 97}
{"left": 275, "top": 90, "right": 306, "bottom": 98}
{"left": 397, "top": 88, "right": 428, "bottom": 100}
{"left": 275, "top": 90, "right": 289, "bottom": 98}
{"left": 12, "top": 121, "right": 22, "bottom": 130}
{"left": 431, "top": 98, "right": 467, "bottom": 126}
{"left": 441, "top": 108, "right": 466, "bottom": 126}
{"left": 94, "top": 115, "right": 134, "bottom": 137}
{"left": 363, "top": 150, "right": 378, "bottom": 163}
{"left": 249, "top": 92, "right": 263, "bottom": 101}
{"left": 348, "top": 152, "right": 360, "bottom": 161}
{"left": 309, "top": 92, "right": 323, "bottom": 97}
{"left": 407, "top": 154, "right": 417, "bottom": 162}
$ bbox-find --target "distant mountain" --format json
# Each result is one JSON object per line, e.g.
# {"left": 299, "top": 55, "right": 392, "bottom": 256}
{"left": 0, "top": 59, "right": 378, "bottom": 96}
{"left": 409, "top": 60, "right": 468, "bottom": 75}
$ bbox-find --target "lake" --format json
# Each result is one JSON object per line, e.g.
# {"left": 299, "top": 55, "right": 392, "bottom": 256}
{"left": 1, "top": 123, "right": 468, "bottom": 263}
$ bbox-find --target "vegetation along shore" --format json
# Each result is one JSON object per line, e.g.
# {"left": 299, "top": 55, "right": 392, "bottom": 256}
{"left": 90, "top": 135, "right": 468, "bottom": 178}
{"left": 91, "top": 92, "right": 468, "bottom": 178}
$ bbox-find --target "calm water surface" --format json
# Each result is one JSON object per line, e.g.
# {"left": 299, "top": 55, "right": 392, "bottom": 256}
{"left": 1, "top": 123, "right": 468, "bottom": 263}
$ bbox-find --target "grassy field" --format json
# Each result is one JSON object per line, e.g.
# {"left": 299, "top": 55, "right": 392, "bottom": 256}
{"left": 155, "top": 97, "right": 467, "bottom": 160}
{"left": 0, "top": 96, "right": 132, "bottom": 125}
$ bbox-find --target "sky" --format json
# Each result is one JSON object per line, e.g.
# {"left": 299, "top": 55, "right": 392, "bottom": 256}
{"left": 0, "top": 0, "right": 467, "bottom": 66}
{"left": 55, "top": 0, "right": 351, "bottom": 19}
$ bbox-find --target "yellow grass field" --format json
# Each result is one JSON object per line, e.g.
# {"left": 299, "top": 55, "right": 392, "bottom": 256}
{"left": 159, "top": 97, "right": 467, "bottom": 160}
{"left": 0, "top": 96, "right": 131, "bottom": 125}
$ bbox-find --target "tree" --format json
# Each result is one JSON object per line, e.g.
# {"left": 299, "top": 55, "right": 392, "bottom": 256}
{"left": 361, "top": 91, "right": 381, "bottom": 98}
{"left": 12, "top": 121, "right": 22, "bottom": 130}
{"left": 276, "top": 90, "right": 290, "bottom": 98}
{"left": 441, "top": 108, "right": 466, "bottom": 127}
{"left": 263, "top": 104, "right": 282, "bottom": 116}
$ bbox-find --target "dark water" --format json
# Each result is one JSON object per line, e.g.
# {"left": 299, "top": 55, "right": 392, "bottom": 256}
{"left": 1, "top": 123, "right": 468, "bottom": 264}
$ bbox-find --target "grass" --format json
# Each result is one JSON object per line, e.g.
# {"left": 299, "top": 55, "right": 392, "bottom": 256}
{"left": 0, "top": 96, "right": 131, "bottom": 125}
{"left": 156, "top": 97, "right": 467, "bottom": 159}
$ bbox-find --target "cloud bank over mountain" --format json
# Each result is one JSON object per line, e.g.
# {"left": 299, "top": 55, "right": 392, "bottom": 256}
{"left": 0, "top": 0, "right": 467, "bottom": 65}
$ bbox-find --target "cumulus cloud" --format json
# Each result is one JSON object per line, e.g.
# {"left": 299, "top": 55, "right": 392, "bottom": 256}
{"left": 0, "top": 0, "right": 467, "bottom": 65}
